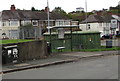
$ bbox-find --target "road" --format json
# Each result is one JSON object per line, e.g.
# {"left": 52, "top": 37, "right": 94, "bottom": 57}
{"left": 2, "top": 55, "right": 118, "bottom": 79}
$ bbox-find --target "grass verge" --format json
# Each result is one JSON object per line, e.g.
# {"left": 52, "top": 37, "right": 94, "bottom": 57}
{"left": 0, "top": 39, "right": 33, "bottom": 44}
{"left": 78, "top": 47, "right": 119, "bottom": 52}
{"left": 51, "top": 46, "right": 119, "bottom": 53}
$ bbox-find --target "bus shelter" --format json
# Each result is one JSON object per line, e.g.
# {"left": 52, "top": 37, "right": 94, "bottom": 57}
{"left": 44, "top": 25, "right": 101, "bottom": 53}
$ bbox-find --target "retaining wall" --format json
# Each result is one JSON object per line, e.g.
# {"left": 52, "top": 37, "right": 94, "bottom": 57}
{"left": 2, "top": 40, "right": 48, "bottom": 64}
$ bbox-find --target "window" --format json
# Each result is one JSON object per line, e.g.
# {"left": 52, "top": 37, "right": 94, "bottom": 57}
{"left": 2, "top": 21, "right": 11, "bottom": 27}
{"left": 32, "top": 20, "right": 38, "bottom": 26}
{"left": 111, "top": 19, "right": 117, "bottom": 28}
{"left": 10, "top": 21, "right": 18, "bottom": 26}
{"left": 65, "top": 21, "right": 70, "bottom": 25}
{"left": 2, "top": 21, "right": 7, "bottom": 27}
{"left": 24, "top": 20, "right": 31, "bottom": 25}
{"left": 55, "top": 20, "right": 65, "bottom": 26}
{"left": 9, "top": 21, "right": 10, "bottom": 26}
{"left": 112, "top": 21, "right": 116, "bottom": 23}
{"left": 39, "top": 21, "right": 44, "bottom": 27}
{"left": 49, "top": 21, "right": 54, "bottom": 26}
{"left": 56, "top": 21, "right": 59, "bottom": 26}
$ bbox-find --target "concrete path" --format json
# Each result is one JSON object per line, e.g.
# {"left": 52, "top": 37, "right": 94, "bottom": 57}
{"left": 1, "top": 51, "right": 119, "bottom": 73}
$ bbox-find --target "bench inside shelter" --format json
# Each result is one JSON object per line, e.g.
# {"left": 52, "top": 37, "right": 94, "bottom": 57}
{"left": 56, "top": 46, "right": 65, "bottom": 52}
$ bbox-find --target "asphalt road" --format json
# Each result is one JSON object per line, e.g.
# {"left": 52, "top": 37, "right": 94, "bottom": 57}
{"left": 2, "top": 55, "right": 118, "bottom": 79}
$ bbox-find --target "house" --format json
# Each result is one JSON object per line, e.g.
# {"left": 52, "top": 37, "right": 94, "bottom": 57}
{"left": 0, "top": 12, "right": 2, "bottom": 38}
{"left": 79, "top": 14, "right": 119, "bottom": 37}
{"left": 0, "top": 5, "right": 77, "bottom": 39}
{"left": 112, "top": 15, "right": 120, "bottom": 34}
{"left": 76, "top": 7, "right": 84, "bottom": 12}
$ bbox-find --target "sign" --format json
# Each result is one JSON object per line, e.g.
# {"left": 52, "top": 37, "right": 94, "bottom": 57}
{"left": 111, "top": 19, "right": 117, "bottom": 29}
{"left": 58, "top": 28, "right": 64, "bottom": 39}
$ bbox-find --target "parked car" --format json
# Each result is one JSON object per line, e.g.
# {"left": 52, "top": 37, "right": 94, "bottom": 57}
{"left": 102, "top": 34, "right": 113, "bottom": 39}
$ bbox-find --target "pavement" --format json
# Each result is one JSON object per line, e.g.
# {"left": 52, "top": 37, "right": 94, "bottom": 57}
{"left": 1, "top": 50, "right": 119, "bottom": 74}
{"left": 101, "top": 39, "right": 119, "bottom": 46}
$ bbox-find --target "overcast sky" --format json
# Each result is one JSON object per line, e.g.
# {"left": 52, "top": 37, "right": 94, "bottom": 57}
{"left": 0, "top": 0, "right": 119, "bottom": 12}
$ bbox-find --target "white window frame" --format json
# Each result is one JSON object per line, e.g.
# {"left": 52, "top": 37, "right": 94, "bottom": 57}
{"left": 56, "top": 21, "right": 59, "bottom": 26}
{"left": 65, "top": 20, "right": 71, "bottom": 25}
{"left": 59, "top": 21, "right": 64, "bottom": 26}
{"left": 55, "top": 20, "right": 65, "bottom": 26}
{"left": 10, "top": 20, "right": 19, "bottom": 27}
{"left": 32, "top": 20, "right": 38, "bottom": 26}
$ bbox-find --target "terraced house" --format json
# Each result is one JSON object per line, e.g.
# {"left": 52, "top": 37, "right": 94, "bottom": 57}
{"left": 0, "top": 5, "right": 77, "bottom": 39}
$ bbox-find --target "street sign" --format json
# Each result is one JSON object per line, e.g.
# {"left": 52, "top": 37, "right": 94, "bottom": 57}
{"left": 58, "top": 28, "right": 64, "bottom": 39}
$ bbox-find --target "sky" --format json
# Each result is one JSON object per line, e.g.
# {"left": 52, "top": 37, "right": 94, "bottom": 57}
{"left": 0, "top": 0, "right": 119, "bottom": 13}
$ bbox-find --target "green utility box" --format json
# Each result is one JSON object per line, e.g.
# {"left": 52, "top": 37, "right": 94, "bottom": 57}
{"left": 44, "top": 31, "right": 101, "bottom": 52}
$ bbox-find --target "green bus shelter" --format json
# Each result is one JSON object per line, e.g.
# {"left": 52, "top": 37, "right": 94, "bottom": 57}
{"left": 44, "top": 26, "right": 101, "bottom": 52}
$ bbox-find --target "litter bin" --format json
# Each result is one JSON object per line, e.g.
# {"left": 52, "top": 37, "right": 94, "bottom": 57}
{"left": 47, "top": 42, "right": 51, "bottom": 54}
{"left": 2, "top": 45, "right": 19, "bottom": 64}
{"left": 106, "top": 40, "right": 112, "bottom": 48}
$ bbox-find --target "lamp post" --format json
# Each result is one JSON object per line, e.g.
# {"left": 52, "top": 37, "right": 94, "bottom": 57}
{"left": 47, "top": 0, "right": 52, "bottom": 53}
{"left": 85, "top": 0, "right": 88, "bottom": 31}
{"left": 47, "top": 0, "right": 50, "bottom": 33}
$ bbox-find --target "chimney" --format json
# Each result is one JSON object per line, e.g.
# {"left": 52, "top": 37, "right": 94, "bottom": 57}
{"left": 10, "top": 5, "right": 16, "bottom": 11}
{"left": 44, "top": 7, "right": 49, "bottom": 12}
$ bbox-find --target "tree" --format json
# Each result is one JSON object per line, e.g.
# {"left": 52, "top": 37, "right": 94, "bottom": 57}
{"left": 31, "top": 7, "right": 36, "bottom": 11}
{"left": 52, "top": 7, "right": 67, "bottom": 15}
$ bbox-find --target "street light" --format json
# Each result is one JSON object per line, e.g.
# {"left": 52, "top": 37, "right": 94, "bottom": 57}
{"left": 47, "top": 0, "right": 50, "bottom": 33}
{"left": 85, "top": 0, "right": 88, "bottom": 31}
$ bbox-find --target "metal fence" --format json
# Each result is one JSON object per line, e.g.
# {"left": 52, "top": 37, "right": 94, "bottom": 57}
{"left": 19, "top": 27, "right": 42, "bottom": 39}
{"left": 1, "top": 27, "right": 42, "bottom": 40}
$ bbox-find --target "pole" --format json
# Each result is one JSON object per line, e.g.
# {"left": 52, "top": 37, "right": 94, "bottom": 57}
{"left": 85, "top": 0, "right": 88, "bottom": 30}
{"left": 47, "top": 0, "right": 50, "bottom": 41}
{"left": 47, "top": 0, "right": 52, "bottom": 53}
{"left": 70, "top": 27, "right": 73, "bottom": 51}
{"left": 47, "top": 0, "right": 50, "bottom": 33}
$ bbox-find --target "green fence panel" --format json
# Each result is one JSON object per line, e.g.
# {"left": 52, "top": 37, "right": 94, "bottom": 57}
{"left": 44, "top": 31, "right": 101, "bottom": 52}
